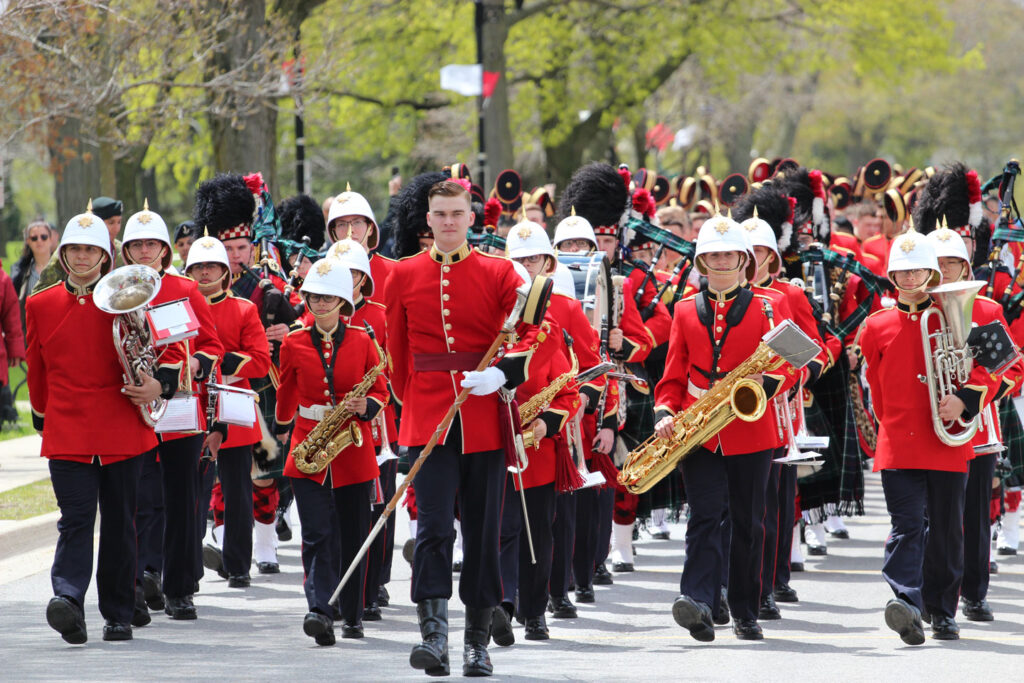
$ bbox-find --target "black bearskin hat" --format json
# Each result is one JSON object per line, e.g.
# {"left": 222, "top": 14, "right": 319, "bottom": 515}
{"left": 278, "top": 194, "right": 326, "bottom": 251}
{"left": 732, "top": 184, "right": 794, "bottom": 252}
{"left": 556, "top": 162, "right": 629, "bottom": 231}
{"left": 193, "top": 173, "right": 256, "bottom": 240}
{"left": 774, "top": 168, "right": 814, "bottom": 232}
{"left": 390, "top": 171, "right": 448, "bottom": 259}
{"left": 912, "top": 162, "right": 982, "bottom": 236}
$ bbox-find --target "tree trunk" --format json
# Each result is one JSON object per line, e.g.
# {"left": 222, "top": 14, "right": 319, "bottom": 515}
{"left": 49, "top": 118, "right": 102, "bottom": 228}
{"left": 114, "top": 144, "right": 149, "bottom": 214}
{"left": 480, "top": 0, "right": 513, "bottom": 190}
{"left": 206, "top": 0, "right": 278, "bottom": 189}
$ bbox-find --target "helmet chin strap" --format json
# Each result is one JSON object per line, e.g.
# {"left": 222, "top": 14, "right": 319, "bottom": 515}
{"left": 699, "top": 253, "right": 747, "bottom": 278}
{"left": 309, "top": 299, "right": 345, "bottom": 326}
{"left": 67, "top": 259, "right": 105, "bottom": 281}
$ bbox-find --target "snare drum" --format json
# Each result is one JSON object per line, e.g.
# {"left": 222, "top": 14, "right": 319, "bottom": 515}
{"left": 556, "top": 252, "right": 612, "bottom": 329}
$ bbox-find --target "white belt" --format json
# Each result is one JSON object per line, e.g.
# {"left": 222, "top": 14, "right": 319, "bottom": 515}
{"left": 299, "top": 404, "right": 333, "bottom": 421}
{"left": 688, "top": 380, "right": 708, "bottom": 399}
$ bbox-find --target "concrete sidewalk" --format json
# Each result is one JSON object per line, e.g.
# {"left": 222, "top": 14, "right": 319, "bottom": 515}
{"left": 0, "top": 434, "right": 57, "bottom": 562}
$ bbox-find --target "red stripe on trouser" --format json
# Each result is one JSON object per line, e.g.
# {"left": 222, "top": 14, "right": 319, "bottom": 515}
{"left": 1007, "top": 490, "right": 1022, "bottom": 513}
{"left": 253, "top": 481, "right": 279, "bottom": 524}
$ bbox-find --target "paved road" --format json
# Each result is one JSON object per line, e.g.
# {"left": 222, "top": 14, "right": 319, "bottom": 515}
{"left": 1, "top": 472, "right": 1023, "bottom": 681}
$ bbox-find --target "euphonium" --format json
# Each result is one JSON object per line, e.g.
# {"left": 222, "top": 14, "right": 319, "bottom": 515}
{"left": 93, "top": 265, "right": 168, "bottom": 427}
{"left": 917, "top": 280, "right": 984, "bottom": 447}
{"left": 618, "top": 343, "right": 780, "bottom": 494}
{"left": 293, "top": 334, "right": 388, "bottom": 475}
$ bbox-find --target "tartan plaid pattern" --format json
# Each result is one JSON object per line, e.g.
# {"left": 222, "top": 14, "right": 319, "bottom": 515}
{"left": 999, "top": 398, "right": 1024, "bottom": 488}
{"left": 797, "top": 357, "right": 864, "bottom": 522}
{"left": 252, "top": 481, "right": 279, "bottom": 525}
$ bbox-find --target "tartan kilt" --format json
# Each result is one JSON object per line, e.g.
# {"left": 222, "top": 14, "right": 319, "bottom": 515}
{"left": 999, "top": 397, "right": 1024, "bottom": 489}
{"left": 251, "top": 375, "right": 287, "bottom": 479}
{"left": 619, "top": 377, "right": 684, "bottom": 519}
{"left": 797, "top": 357, "right": 864, "bottom": 521}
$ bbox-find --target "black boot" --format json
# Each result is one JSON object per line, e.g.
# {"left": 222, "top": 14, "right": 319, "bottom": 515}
{"left": 463, "top": 606, "right": 494, "bottom": 677}
{"left": 410, "top": 599, "right": 449, "bottom": 676}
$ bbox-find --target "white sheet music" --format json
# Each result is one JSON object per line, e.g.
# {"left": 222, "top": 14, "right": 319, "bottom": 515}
{"left": 154, "top": 395, "right": 200, "bottom": 433}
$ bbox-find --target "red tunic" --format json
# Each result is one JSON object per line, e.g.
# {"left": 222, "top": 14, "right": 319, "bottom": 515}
{"left": 345, "top": 298, "right": 397, "bottom": 447}
{"left": 205, "top": 291, "right": 271, "bottom": 448}
{"left": 385, "top": 242, "right": 538, "bottom": 451}
{"left": 152, "top": 272, "right": 224, "bottom": 440}
{"left": 544, "top": 293, "right": 604, "bottom": 406}
{"left": 861, "top": 298, "right": 1000, "bottom": 472}
{"left": 277, "top": 324, "right": 387, "bottom": 488}
{"left": 517, "top": 319, "right": 580, "bottom": 489}
{"left": 625, "top": 267, "right": 672, "bottom": 345}
{"left": 829, "top": 231, "right": 862, "bottom": 262}
{"left": 860, "top": 234, "right": 890, "bottom": 278}
{"left": 968, "top": 296, "right": 1024, "bottom": 458}
{"left": 368, "top": 253, "right": 396, "bottom": 306}
{"left": 26, "top": 281, "right": 182, "bottom": 462}
{"left": 654, "top": 285, "right": 792, "bottom": 455}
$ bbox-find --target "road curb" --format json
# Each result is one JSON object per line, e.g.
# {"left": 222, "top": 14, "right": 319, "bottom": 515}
{"left": 0, "top": 511, "right": 59, "bottom": 559}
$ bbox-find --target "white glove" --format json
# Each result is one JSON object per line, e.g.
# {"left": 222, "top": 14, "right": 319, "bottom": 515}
{"left": 460, "top": 366, "right": 507, "bottom": 396}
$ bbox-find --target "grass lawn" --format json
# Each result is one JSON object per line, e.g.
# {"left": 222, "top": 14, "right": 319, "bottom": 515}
{"left": 0, "top": 478, "right": 56, "bottom": 520}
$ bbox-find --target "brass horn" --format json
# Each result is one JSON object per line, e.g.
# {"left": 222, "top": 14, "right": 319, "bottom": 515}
{"left": 917, "top": 280, "right": 984, "bottom": 446}
{"left": 93, "top": 265, "right": 167, "bottom": 427}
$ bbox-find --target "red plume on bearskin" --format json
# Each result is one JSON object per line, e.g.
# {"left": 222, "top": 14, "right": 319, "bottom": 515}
{"left": 967, "top": 169, "right": 982, "bottom": 228}
{"left": 484, "top": 198, "right": 503, "bottom": 228}
{"left": 454, "top": 178, "right": 472, "bottom": 193}
{"left": 243, "top": 172, "right": 264, "bottom": 195}
{"left": 632, "top": 188, "right": 655, "bottom": 219}
{"left": 809, "top": 169, "right": 825, "bottom": 225}
{"left": 618, "top": 167, "right": 632, "bottom": 190}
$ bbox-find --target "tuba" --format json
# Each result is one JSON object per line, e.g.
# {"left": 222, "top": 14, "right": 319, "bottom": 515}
{"left": 94, "top": 265, "right": 168, "bottom": 426}
{"left": 917, "top": 280, "right": 984, "bottom": 447}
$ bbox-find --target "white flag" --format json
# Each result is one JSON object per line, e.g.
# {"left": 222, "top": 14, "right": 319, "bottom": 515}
{"left": 440, "top": 64, "right": 483, "bottom": 96}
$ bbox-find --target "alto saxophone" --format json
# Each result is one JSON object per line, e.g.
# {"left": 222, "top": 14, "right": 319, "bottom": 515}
{"left": 293, "top": 332, "right": 388, "bottom": 475}
{"left": 519, "top": 341, "right": 579, "bottom": 449}
{"left": 618, "top": 343, "right": 783, "bottom": 494}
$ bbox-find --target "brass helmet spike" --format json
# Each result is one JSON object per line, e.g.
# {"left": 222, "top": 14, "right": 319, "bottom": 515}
{"left": 346, "top": 182, "right": 351, "bottom": 192}
{"left": 571, "top": 205, "right": 576, "bottom": 216}
{"left": 908, "top": 214, "right": 915, "bottom": 232}
{"left": 203, "top": 226, "right": 209, "bottom": 237}
{"left": 941, "top": 215, "right": 949, "bottom": 231}
{"left": 753, "top": 206, "right": 759, "bottom": 219}
{"left": 87, "top": 198, "right": 93, "bottom": 213}
{"left": 143, "top": 198, "right": 150, "bottom": 212}
{"left": 727, "top": 207, "right": 733, "bottom": 221}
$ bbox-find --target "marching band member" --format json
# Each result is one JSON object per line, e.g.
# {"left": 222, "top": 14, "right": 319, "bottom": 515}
{"left": 551, "top": 208, "right": 619, "bottom": 589}
{"left": 386, "top": 179, "right": 539, "bottom": 677}
{"left": 735, "top": 188, "right": 831, "bottom": 616}
{"left": 654, "top": 213, "right": 794, "bottom": 642}
{"left": 496, "top": 224, "right": 584, "bottom": 643}
{"left": 194, "top": 174, "right": 292, "bottom": 576}
{"left": 121, "top": 203, "right": 223, "bottom": 620}
{"left": 326, "top": 186, "right": 396, "bottom": 304}
{"left": 326, "top": 237, "right": 399, "bottom": 620}
{"left": 28, "top": 208, "right": 181, "bottom": 643}
{"left": 185, "top": 233, "right": 271, "bottom": 588}
{"left": 860, "top": 229, "right": 1000, "bottom": 644}
{"left": 917, "top": 163, "right": 1024, "bottom": 622}
{"left": 275, "top": 258, "right": 388, "bottom": 644}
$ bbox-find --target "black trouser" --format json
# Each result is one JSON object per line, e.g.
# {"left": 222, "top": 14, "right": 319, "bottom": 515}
{"left": 159, "top": 434, "right": 203, "bottom": 599}
{"left": 517, "top": 484, "right": 556, "bottom": 618}
{"left": 775, "top": 463, "right": 797, "bottom": 587}
{"left": 195, "top": 456, "right": 216, "bottom": 582}
{"left": 410, "top": 425, "right": 506, "bottom": 608}
{"left": 760, "top": 455, "right": 785, "bottom": 598}
{"left": 135, "top": 450, "right": 164, "bottom": 581}
{"left": 292, "top": 476, "right": 373, "bottom": 624}
{"left": 572, "top": 486, "right": 600, "bottom": 591}
{"left": 50, "top": 454, "right": 145, "bottom": 625}
{"left": 218, "top": 445, "right": 254, "bottom": 576}
{"left": 499, "top": 473, "right": 521, "bottom": 608}
{"left": 881, "top": 468, "right": 967, "bottom": 619}
{"left": 594, "top": 486, "right": 614, "bottom": 566}
{"left": 550, "top": 490, "right": 577, "bottom": 597}
{"left": 679, "top": 447, "right": 771, "bottom": 622}
{"left": 365, "top": 456, "right": 398, "bottom": 604}
{"left": 962, "top": 453, "right": 997, "bottom": 602}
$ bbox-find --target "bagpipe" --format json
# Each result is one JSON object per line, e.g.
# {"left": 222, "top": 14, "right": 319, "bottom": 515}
{"left": 982, "top": 160, "right": 1024, "bottom": 322}
{"left": 467, "top": 228, "right": 508, "bottom": 252}
{"left": 797, "top": 244, "right": 894, "bottom": 340}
